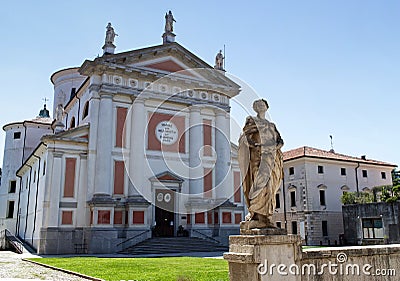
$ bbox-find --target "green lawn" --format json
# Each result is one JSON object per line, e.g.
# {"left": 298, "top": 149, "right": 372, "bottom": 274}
{"left": 28, "top": 257, "right": 229, "bottom": 281}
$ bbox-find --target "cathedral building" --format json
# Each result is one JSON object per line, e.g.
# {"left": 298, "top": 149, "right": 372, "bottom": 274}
{"left": 0, "top": 14, "right": 245, "bottom": 254}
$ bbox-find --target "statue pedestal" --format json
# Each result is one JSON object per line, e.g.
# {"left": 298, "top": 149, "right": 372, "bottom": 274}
{"left": 162, "top": 32, "right": 176, "bottom": 44}
{"left": 102, "top": 43, "right": 116, "bottom": 55}
{"left": 223, "top": 233, "right": 302, "bottom": 281}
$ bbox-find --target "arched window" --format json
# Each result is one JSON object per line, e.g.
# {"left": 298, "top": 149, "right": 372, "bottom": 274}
{"left": 82, "top": 101, "right": 89, "bottom": 119}
{"left": 70, "top": 117, "right": 76, "bottom": 129}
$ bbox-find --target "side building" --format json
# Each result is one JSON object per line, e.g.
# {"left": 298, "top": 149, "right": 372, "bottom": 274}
{"left": 272, "top": 146, "right": 396, "bottom": 246}
{"left": 0, "top": 107, "right": 52, "bottom": 233}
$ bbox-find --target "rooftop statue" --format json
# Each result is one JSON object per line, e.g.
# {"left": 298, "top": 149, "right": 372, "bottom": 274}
{"left": 238, "top": 99, "right": 284, "bottom": 230}
{"left": 105, "top": 22, "right": 117, "bottom": 45}
{"left": 164, "top": 11, "right": 176, "bottom": 33}
{"left": 214, "top": 50, "right": 224, "bottom": 70}
{"left": 56, "top": 104, "right": 64, "bottom": 124}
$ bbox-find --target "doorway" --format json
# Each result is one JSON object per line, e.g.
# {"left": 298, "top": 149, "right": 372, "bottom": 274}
{"left": 154, "top": 189, "right": 175, "bottom": 237}
{"left": 154, "top": 206, "right": 174, "bottom": 237}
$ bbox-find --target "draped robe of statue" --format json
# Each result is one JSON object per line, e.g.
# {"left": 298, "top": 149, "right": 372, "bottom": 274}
{"left": 238, "top": 115, "right": 283, "bottom": 226}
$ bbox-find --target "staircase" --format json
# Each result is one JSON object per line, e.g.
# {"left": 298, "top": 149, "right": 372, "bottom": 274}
{"left": 0, "top": 229, "right": 24, "bottom": 254}
{"left": 119, "top": 237, "right": 228, "bottom": 255}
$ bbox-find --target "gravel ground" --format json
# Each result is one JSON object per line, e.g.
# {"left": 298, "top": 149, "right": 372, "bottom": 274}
{"left": 0, "top": 251, "right": 91, "bottom": 281}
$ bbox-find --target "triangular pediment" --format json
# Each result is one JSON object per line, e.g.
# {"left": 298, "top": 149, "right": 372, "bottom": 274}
{"left": 131, "top": 56, "right": 199, "bottom": 78}
{"left": 79, "top": 42, "right": 241, "bottom": 95}
{"left": 150, "top": 171, "right": 184, "bottom": 183}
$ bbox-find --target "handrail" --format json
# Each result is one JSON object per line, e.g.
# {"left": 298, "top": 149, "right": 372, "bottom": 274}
{"left": 116, "top": 229, "right": 151, "bottom": 248}
{"left": 191, "top": 229, "right": 223, "bottom": 245}
{"left": 5, "top": 229, "right": 23, "bottom": 254}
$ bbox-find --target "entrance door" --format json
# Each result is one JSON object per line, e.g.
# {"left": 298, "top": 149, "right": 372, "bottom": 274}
{"left": 154, "top": 189, "right": 175, "bottom": 237}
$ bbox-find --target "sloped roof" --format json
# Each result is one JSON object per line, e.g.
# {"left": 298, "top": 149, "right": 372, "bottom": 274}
{"left": 283, "top": 146, "right": 397, "bottom": 167}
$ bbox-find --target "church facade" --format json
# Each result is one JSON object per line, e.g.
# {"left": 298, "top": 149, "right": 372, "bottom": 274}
{"left": 0, "top": 17, "right": 245, "bottom": 254}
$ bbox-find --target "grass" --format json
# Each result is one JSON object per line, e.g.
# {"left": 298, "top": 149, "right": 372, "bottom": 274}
{"left": 28, "top": 257, "right": 229, "bottom": 281}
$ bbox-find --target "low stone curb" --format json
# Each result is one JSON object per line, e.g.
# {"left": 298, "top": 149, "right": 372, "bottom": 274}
{"left": 22, "top": 258, "right": 105, "bottom": 281}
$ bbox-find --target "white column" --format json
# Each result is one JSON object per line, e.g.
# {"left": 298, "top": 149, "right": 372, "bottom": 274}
{"left": 215, "top": 109, "right": 232, "bottom": 199}
{"left": 94, "top": 92, "right": 113, "bottom": 195}
{"left": 189, "top": 106, "right": 203, "bottom": 195}
{"left": 129, "top": 98, "right": 146, "bottom": 196}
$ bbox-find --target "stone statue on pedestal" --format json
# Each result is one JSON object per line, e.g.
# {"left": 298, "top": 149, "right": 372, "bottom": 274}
{"left": 105, "top": 22, "right": 117, "bottom": 45}
{"left": 164, "top": 11, "right": 176, "bottom": 33}
{"left": 214, "top": 50, "right": 224, "bottom": 70}
{"left": 238, "top": 99, "right": 284, "bottom": 230}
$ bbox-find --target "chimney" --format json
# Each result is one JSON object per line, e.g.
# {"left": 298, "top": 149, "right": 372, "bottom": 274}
{"left": 361, "top": 155, "right": 366, "bottom": 160}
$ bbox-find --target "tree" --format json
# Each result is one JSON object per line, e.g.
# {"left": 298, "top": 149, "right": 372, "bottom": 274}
{"left": 340, "top": 191, "right": 373, "bottom": 205}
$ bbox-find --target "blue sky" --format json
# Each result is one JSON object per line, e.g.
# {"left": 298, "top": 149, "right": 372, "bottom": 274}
{"left": 0, "top": 1, "right": 399, "bottom": 168}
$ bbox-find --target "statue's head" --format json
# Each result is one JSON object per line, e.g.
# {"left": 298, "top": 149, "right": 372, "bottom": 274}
{"left": 253, "top": 99, "right": 269, "bottom": 114}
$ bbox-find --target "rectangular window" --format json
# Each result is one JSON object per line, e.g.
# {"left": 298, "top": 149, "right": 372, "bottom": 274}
{"left": 9, "top": 180, "right": 16, "bottom": 193}
{"left": 234, "top": 213, "right": 242, "bottom": 224}
{"left": 275, "top": 193, "right": 281, "bottom": 209}
{"left": 61, "top": 211, "right": 73, "bottom": 225}
{"left": 132, "top": 211, "right": 145, "bottom": 224}
{"left": 292, "top": 221, "right": 298, "bottom": 234}
{"left": 276, "top": 221, "right": 282, "bottom": 229}
{"left": 222, "top": 212, "right": 232, "bottom": 224}
{"left": 115, "top": 107, "right": 127, "bottom": 148}
{"left": 289, "top": 167, "right": 294, "bottom": 175}
{"left": 113, "top": 161, "right": 125, "bottom": 195}
{"left": 13, "top": 132, "right": 21, "bottom": 139}
{"left": 195, "top": 212, "right": 205, "bottom": 224}
{"left": 362, "top": 218, "right": 383, "bottom": 239}
{"left": 203, "top": 119, "right": 212, "bottom": 156}
{"left": 322, "top": 221, "right": 328, "bottom": 236}
{"left": 6, "top": 201, "right": 15, "bottom": 218}
{"left": 290, "top": 191, "right": 296, "bottom": 207}
{"left": 318, "top": 165, "right": 324, "bottom": 174}
{"left": 362, "top": 170, "right": 368, "bottom": 178}
{"left": 114, "top": 210, "right": 123, "bottom": 225}
{"left": 203, "top": 168, "right": 212, "bottom": 198}
{"left": 341, "top": 168, "right": 346, "bottom": 176}
{"left": 63, "top": 158, "right": 76, "bottom": 197}
{"left": 381, "top": 172, "right": 386, "bottom": 179}
{"left": 98, "top": 210, "right": 111, "bottom": 224}
{"left": 233, "top": 171, "right": 242, "bottom": 203}
{"left": 319, "top": 190, "right": 326, "bottom": 206}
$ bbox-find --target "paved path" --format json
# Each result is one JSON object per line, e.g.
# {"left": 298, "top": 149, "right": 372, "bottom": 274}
{"left": 0, "top": 251, "right": 89, "bottom": 281}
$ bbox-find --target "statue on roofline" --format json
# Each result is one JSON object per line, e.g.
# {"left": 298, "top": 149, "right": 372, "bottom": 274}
{"left": 105, "top": 22, "right": 117, "bottom": 45}
{"left": 164, "top": 11, "right": 176, "bottom": 33}
{"left": 215, "top": 50, "right": 224, "bottom": 70}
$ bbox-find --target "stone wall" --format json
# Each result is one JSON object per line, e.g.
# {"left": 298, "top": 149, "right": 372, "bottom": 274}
{"left": 301, "top": 244, "right": 399, "bottom": 281}
{"left": 225, "top": 234, "right": 400, "bottom": 281}
{"left": 342, "top": 202, "right": 400, "bottom": 245}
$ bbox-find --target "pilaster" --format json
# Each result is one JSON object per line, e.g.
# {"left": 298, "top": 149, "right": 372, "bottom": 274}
{"left": 94, "top": 92, "right": 113, "bottom": 196}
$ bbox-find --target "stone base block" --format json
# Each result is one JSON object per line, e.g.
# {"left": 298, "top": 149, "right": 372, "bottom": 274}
{"left": 224, "top": 235, "right": 302, "bottom": 281}
{"left": 240, "top": 227, "right": 287, "bottom": 236}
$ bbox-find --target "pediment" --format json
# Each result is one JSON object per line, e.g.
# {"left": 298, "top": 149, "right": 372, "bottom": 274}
{"left": 80, "top": 43, "right": 241, "bottom": 93}
{"left": 150, "top": 171, "right": 184, "bottom": 183}
{"left": 130, "top": 56, "right": 200, "bottom": 79}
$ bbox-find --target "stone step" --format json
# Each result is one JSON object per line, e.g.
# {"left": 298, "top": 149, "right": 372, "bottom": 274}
{"left": 120, "top": 237, "right": 228, "bottom": 255}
